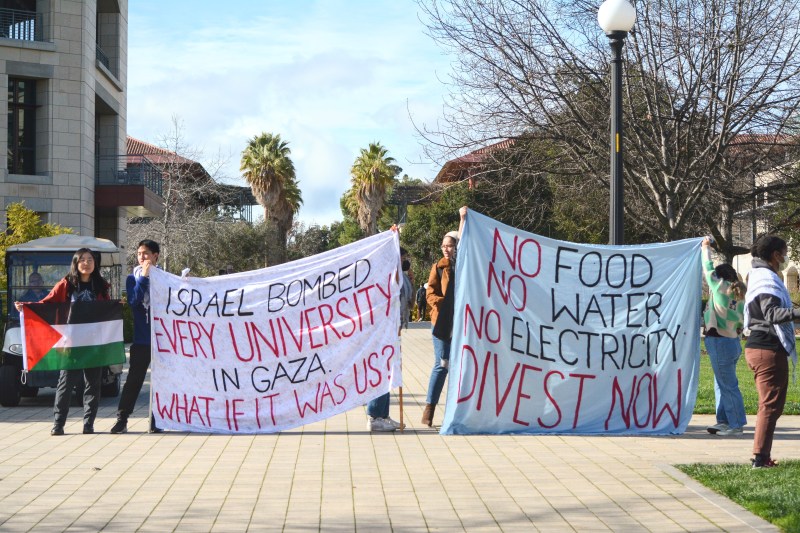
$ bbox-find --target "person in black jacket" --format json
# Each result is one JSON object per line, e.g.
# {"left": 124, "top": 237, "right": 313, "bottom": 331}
{"left": 743, "top": 234, "right": 799, "bottom": 468}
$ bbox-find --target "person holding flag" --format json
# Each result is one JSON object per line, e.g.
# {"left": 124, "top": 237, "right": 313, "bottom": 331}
{"left": 16, "top": 248, "right": 111, "bottom": 436}
{"left": 111, "top": 239, "right": 160, "bottom": 434}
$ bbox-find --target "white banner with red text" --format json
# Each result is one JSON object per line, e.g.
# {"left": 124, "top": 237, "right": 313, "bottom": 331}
{"left": 149, "top": 230, "right": 402, "bottom": 433}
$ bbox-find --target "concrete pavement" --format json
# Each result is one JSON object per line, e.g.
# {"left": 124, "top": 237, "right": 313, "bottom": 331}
{"left": 0, "top": 322, "right": 796, "bottom": 532}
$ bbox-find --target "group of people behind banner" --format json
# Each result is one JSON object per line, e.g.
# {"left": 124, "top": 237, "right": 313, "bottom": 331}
{"left": 15, "top": 239, "right": 162, "bottom": 436}
{"left": 699, "top": 234, "right": 797, "bottom": 468}
{"left": 414, "top": 209, "right": 794, "bottom": 468}
{"left": 14, "top": 210, "right": 797, "bottom": 469}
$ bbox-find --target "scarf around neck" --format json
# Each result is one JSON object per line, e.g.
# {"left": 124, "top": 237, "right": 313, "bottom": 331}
{"left": 745, "top": 265, "right": 797, "bottom": 372}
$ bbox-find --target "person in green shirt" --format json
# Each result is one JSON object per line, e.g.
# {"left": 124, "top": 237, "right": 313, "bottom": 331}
{"left": 701, "top": 237, "right": 747, "bottom": 436}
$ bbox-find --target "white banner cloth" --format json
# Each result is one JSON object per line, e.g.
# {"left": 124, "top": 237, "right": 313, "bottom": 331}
{"left": 149, "top": 231, "right": 402, "bottom": 433}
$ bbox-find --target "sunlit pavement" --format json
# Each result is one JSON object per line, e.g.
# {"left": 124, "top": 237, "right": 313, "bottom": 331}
{"left": 0, "top": 321, "right": 794, "bottom": 532}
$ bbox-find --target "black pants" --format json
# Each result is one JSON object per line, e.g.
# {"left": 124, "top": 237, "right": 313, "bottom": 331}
{"left": 53, "top": 367, "right": 102, "bottom": 427}
{"left": 116, "top": 343, "right": 151, "bottom": 418}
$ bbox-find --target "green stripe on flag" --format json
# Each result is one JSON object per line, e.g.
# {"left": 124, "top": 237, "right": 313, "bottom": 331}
{"left": 30, "top": 341, "right": 126, "bottom": 371}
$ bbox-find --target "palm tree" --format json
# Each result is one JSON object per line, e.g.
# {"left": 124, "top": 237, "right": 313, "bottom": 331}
{"left": 240, "top": 133, "right": 303, "bottom": 264}
{"left": 349, "top": 143, "right": 402, "bottom": 236}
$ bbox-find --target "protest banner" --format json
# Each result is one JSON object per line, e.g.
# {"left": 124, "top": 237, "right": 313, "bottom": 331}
{"left": 149, "top": 230, "right": 402, "bottom": 433}
{"left": 441, "top": 211, "right": 702, "bottom": 435}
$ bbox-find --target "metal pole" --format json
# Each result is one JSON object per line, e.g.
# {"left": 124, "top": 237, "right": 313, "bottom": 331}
{"left": 608, "top": 31, "right": 627, "bottom": 245}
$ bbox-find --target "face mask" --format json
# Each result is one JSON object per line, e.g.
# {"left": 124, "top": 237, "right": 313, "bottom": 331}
{"left": 402, "top": 260, "right": 411, "bottom": 271}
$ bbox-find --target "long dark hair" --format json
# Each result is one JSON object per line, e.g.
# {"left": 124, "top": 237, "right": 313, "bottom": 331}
{"left": 65, "top": 248, "right": 109, "bottom": 298}
{"left": 714, "top": 264, "right": 746, "bottom": 300}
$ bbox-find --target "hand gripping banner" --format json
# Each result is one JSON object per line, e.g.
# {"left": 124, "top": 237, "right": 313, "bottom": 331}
{"left": 441, "top": 211, "right": 702, "bottom": 435}
{"left": 149, "top": 230, "right": 402, "bottom": 433}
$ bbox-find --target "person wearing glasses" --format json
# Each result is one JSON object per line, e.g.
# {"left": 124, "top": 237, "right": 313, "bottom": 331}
{"left": 421, "top": 207, "right": 467, "bottom": 427}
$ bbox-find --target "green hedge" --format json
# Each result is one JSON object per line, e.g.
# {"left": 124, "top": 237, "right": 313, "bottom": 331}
{"left": 122, "top": 299, "right": 133, "bottom": 343}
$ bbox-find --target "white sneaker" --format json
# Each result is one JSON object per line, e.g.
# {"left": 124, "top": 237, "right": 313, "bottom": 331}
{"left": 384, "top": 417, "right": 404, "bottom": 430}
{"left": 707, "top": 423, "right": 729, "bottom": 434}
{"left": 368, "top": 417, "right": 396, "bottom": 432}
{"left": 716, "top": 426, "right": 743, "bottom": 436}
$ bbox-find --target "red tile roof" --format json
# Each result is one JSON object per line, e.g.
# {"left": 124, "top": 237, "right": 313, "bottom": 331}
{"left": 127, "top": 136, "right": 196, "bottom": 165}
{"left": 434, "top": 139, "right": 516, "bottom": 183}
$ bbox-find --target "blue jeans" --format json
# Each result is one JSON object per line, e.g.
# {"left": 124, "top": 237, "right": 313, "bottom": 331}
{"left": 705, "top": 336, "right": 747, "bottom": 428}
{"left": 426, "top": 332, "right": 451, "bottom": 405}
{"left": 367, "top": 393, "right": 390, "bottom": 418}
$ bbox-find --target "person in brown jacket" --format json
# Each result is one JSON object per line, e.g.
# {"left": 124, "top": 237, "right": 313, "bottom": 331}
{"left": 421, "top": 207, "right": 466, "bottom": 426}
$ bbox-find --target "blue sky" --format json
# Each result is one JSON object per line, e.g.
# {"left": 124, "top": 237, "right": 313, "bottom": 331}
{"left": 127, "top": 1, "right": 452, "bottom": 226}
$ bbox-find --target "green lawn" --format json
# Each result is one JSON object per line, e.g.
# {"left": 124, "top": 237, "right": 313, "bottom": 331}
{"left": 687, "top": 341, "right": 800, "bottom": 532}
{"left": 695, "top": 340, "right": 800, "bottom": 415}
{"left": 677, "top": 461, "right": 800, "bottom": 532}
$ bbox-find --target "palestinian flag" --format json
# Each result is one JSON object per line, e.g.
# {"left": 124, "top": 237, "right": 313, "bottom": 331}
{"left": 21, "top": 301, "right": 125, "bottom": 371}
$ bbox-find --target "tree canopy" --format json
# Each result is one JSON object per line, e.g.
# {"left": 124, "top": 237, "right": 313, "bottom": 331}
{"left": 419, "top": 0, "right": 800, "bottom": 251}
{"left": 241, "top": 132, "right": 303, "bottom": 264}
{"left": 0, "top": 203, "right": 72, "bottom": 290}
{"left": 347, "top": 143, "right": 402, "bottom": 236}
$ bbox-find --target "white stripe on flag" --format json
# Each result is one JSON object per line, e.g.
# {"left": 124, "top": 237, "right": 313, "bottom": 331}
{"left": 52, "top": 320, "right": 123, "bottom": 349}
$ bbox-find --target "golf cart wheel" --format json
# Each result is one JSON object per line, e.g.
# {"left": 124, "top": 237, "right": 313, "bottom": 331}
{"left": 20, "top": 385, "right": 39, "bottom": 398}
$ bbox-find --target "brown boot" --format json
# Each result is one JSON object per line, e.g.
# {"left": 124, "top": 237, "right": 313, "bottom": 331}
{"left": 421, "top": 403, "right": 435, "bottom": 427}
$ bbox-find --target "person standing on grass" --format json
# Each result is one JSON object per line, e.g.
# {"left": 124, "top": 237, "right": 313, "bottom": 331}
{"left": 701, "top": 237, "right": 747, "bottom": 436}
{"left": 111, "top": 239, "right": 162, "bottom": 434}
{"left": 743, "top": 234, "right": 798, "bottom": 468}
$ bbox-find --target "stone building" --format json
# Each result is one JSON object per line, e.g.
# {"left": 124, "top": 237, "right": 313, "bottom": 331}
{"left": 0, "top": 0, "right": 138, "bottom": 248}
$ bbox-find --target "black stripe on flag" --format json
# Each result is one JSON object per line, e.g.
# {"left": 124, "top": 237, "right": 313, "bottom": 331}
{"left": 26, "top": 301, "right": 123, "bottom": 326}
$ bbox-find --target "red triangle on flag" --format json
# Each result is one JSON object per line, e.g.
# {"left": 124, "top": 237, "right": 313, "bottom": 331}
{"left": 23, "top": 306, "right": 63, "bottom": 370}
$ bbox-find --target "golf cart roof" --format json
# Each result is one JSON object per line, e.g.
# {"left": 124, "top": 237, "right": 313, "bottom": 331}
{"left": 6, "top": 235, "right": 121, "bottom": 267}
{"left": 7, "top": 234, "right": 119, "bottom": 253}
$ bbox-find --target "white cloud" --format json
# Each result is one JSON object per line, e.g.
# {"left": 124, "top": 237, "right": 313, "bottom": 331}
{"left": 128, "top": 1, "right": 452, "bottom": 226}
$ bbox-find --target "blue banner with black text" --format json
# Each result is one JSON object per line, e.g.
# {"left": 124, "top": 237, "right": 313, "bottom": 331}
{"left": 441, "top": 211, "right": 702, "bottom": 435}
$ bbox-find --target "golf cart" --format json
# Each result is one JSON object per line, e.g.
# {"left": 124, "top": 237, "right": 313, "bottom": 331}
{"left": 0, "top": 235, "right": 124, "bottom": 407}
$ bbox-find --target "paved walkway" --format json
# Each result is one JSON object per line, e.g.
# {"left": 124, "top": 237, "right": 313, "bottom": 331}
{"left": 0, "top": 322, "right": 796, "bottom": 532}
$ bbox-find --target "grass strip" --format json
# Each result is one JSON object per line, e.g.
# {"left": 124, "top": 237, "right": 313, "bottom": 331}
{"left": 677, "top": 461, "right": 800, "bottom": 532}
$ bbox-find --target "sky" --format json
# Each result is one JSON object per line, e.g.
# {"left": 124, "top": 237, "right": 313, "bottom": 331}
{"left": 127, "top": 0, "right": 453, "bottom": 226}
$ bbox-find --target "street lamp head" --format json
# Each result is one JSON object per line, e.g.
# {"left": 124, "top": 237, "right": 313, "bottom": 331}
{"left": 598, "top": 0, "right": 636, "bottom": 34}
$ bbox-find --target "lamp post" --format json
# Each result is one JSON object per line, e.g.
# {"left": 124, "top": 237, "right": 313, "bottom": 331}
{"left": 598, "top": 0, "right": 636, "bottom": 245}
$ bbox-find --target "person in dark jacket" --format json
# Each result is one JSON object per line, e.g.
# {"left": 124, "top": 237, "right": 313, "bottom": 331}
{"left": 415, "top": 283, "right": 427, "bottom": 321}
{"left": 743, "top": 234, "right": 799, "bottom": 468}
{"left": 111, "top": 239, "right": 161, "bottom": 434}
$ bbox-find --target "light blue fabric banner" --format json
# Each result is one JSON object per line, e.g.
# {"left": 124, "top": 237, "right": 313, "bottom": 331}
{"left": 441, "top": 211, "right": 702, "bottom": 435}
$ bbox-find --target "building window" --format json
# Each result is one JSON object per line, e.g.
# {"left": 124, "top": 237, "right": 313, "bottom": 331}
{"left": 7, "top": 77, "right": 36, "bottom": 175}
